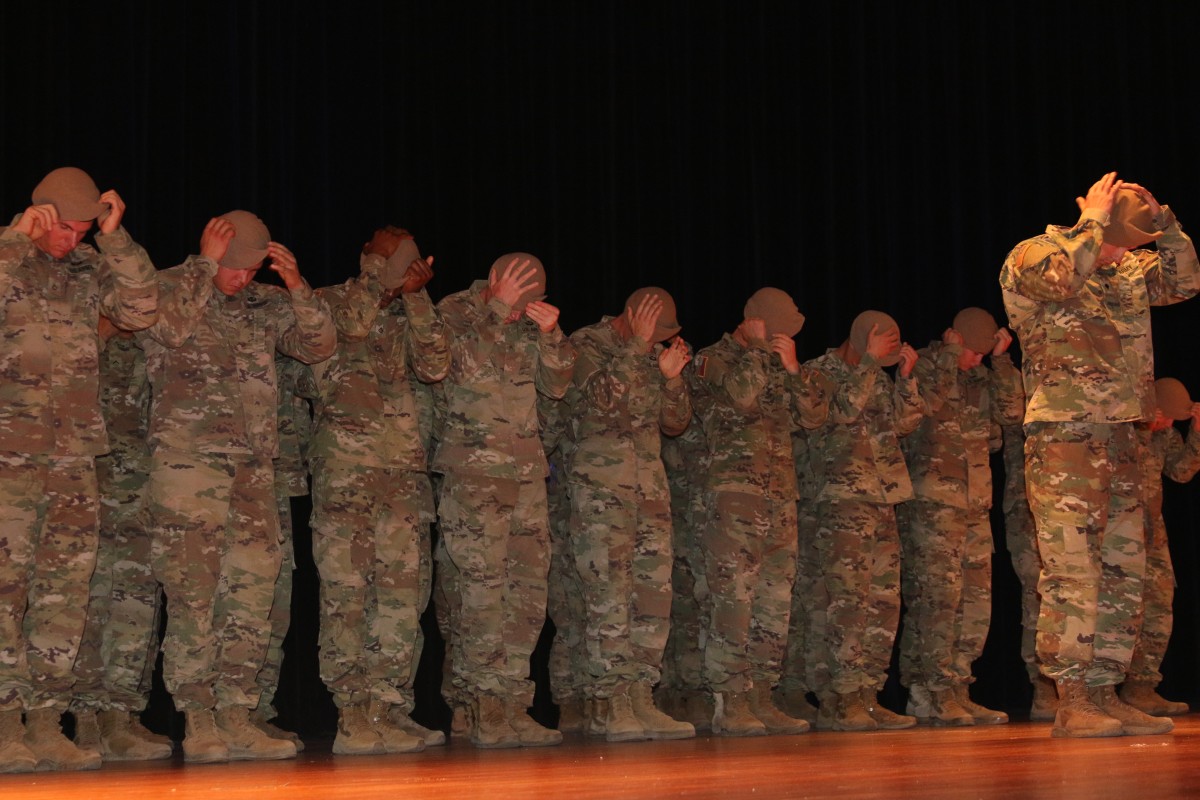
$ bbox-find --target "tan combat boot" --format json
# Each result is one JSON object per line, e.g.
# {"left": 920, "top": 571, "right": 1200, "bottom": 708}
{"left": 72, "top": 709, "right": 102, "bottom": 755}
{"left": 128, "top": 713, "right": 172, "bottom": 748}
{"left": 861, "top": 688, "right": 915, "bottom": 730}
{"left": 586, "top": 697, "right": 609, "bottom": 738}
{"left": 1050, "top": 678, "right": 1122, "bottom": 738}
{"left": 953, "top": 685, "right": 1008, "bottom": 725}
{"left": 675, "top": 690, "right": 713, "bottom": 732}
{"left": 366, "top": 699, "right": 425, "bottom": 753}
{"left": 451, "top": 703, "right": 471, "bottom": 737}
{"left": 216, "top": 705, "right": 297, "bottom": 760}
{"left": 470, "top": 695, "right": 520, "bottom": 749}
{"left": 748, "top": 684, "right": 808, "bottom": 734}
{"left": 1030, "top": 676, "right": 1058, "bottom": 721}
{"left": 183, "top": 707, "right": 229, "bottom": 763}
{"left": 1090, "top": 685, "right": 1173, "bottom": 736}
{"left": 333, "top": 703, "right": 385, "bottom": 755}
{"left": 1119, "top": 680, "right": 1190, "bottom": 717}
{"left": 831, "top": 691, "right": 877, "bottom": 732}
{"left": 925, "top": 687, "right": 974, "bottom": 727}
{"left": 630, "top": 682, "right": 695, "bottom": 739}
{"left": 0, "top": 709, "right": 37, "bottom": 774}
{"left": 815, "top": 692, "right": 837, "bottom": 731}
{"left": 555, "top": 697, "right": 586, "bottom": 734}
{"left": 389, "top": 707, "right": 447, "bottom": 746}
{"left": 713, "top": 691, "right": 767, "bottom": 737}
{"left": 24, "top": 708, "right": 101, "bottom": 771}
{"left": 250, "top": 713, "right": 304, "bottom": 752}
{"left": 605, "top": 689, "right": 647, "bottom": 742}
{"left": 505, "top": 700, "right": 563, "bottom": 747}
{"left": 98, "top": 709, "right": 173, "bottom": 761}
{"left": 774, "top": 687, "right": 819, "bottom": 724}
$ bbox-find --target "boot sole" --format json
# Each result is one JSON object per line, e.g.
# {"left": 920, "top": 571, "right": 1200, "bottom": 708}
{"left": 1050, "top": 726, "right": 1123, "bottom": 738}
{"left": 643, "top": 729, "right": 697, "bottom": 740}
{"left": 1119, "top": 723, "right": 1174, "bottom": 735}
{"left": 470, "top": 739, "right": 522, "bottom": 749}
{"left": 605, "top": 730, "right": 649, "bottom": 743}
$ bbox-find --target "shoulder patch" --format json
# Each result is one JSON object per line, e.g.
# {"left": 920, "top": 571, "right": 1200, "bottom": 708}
{"left": 695, "top": 354, "right": 707, "bottom": 378}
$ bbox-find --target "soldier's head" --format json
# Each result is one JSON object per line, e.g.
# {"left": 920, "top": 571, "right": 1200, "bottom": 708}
{"left": 743, "top": 287, "right": 805, "bottom": 338}
{"left": 213, "top": 210, "right": 270, "bottom": 296}
{"left": 1105, "top": 188, "right": 1162, "bottom": 251}
{"left": 381, "top": 228, "right": 421, "bottom": 303}
{"left": 952, "top": 307, "right": 998, "bottom": 370}
{"left": 1153, "top": 377, "right": 1192, "bottom": 430}
{"left": 489, "top": 252, "right": 546, "bottom": 323}
{"left": 624, "top": 286, "right": 681, "bottom": 343}
{"left": 29, "top": 167, "right": 106, "bottom": 258}
{"left": 848, "top": 309, "right": 901, "bottom": 366}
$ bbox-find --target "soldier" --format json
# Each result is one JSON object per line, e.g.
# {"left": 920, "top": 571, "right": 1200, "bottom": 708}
{"left": 432, "top": 254, "right": 576, "bottom": 748}
{"left": 999, "top": 173, "right": 1200, "bottom": 737}
{"left": 70, "top": 320, "right": 171, "bottom": 763}
{"left": 565, "top": 287, "right": 694, "bottom": 742}
{"left": 1122, "top": 378, "right": 1200, "bottom": 716}
{"left": 897, "top": 308, "right": 1023, "bottom": 725}
{"left": 141, "top": 210, "right": 334, "bottom": 762}
{"left": 307, "top": 226, "right": 448, "bottom": 755}
{"left": 0, "top": 167, "right": 157, "bottom": 773}
{"left": 690, "top": 287, "right": 826, "bottom": 736}
{"left": 805, "top": 310, "right": 922, "bottom": 732}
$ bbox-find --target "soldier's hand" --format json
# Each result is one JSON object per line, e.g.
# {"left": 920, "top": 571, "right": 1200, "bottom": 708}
{"left": 1120, "top": 182, "right": 1162, "bottom": 217}
{"left": 627, "top": 293, "right": 663, "bottom": 351}
{"left": 897, "top": 343, "right": 918, "bottom": 377}
{"left": 524, "top": 299, "right": 559, "bottom": 333}
{"left": 942, "top": 327, "right": 964, "bottom": 347}
{"left": 363, "top": 225, "right": 409, "bottom": 259}
{"left": 13, "top": 203, "right": 58, "bottom": 240}
{"left": 489, "top": 256, "right": 540, "bottom": 309}
{"left": 97, "top": 189, "right": 125, "bottom": 235}
{"left": 400, "top": 255, "right": 434, "bottom": 294}
{"left": 1076, "top": 171, "right": 1123, "bottom": 218}
{"left": 658, "top": 336, "right": 691, "bottom": 379}
{"left": 770, "top": 333, "right": 800, "bottom": 374}
{"left": 866, "top": 323, "right": 900, "bottom": 362}
{"left": 739, "top": 317, "right": 768, "bottom": 347}
{"left": 1190, "top": 402, "right": 1200, "bottom": 432}
{"left": 199, "top": 217, "right": 236, "bottom": 263}
{"left": 992, "top": 327, "right": 1013, "bottom": 356}
{"left": 267, "top": 242, "right": 305, "bottom": 291}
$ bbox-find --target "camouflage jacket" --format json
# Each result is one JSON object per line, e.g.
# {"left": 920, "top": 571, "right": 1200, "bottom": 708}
{"left": 0, "top": 225, "right": 157, "bottom": 456}
{"left": 275, "top": 355, "right": 314, "bottom": 496}
{"left": 309, "top": 255, "right": 450, "bottom": 470}
{"left": 1138, "top": 424, "right": 1200, "bottom": 518}
{"left": 1000, "top": 206, "right": 1200, "bottom": 424}
{"left": 565, "top": 317, "right": 691, "bottom": 494}
{"left": 902, "top": 341, "right": 1024, "bottom": 510}
{"left": 805, "top": 349, "right": 923, "bottom": 505}
{"left": 691, "top": 333, "right": 829, "bottom": 502}
{"left": 431, "top": 279, "right": 576, "bottom": 480}
{"left": 1000, "top": 423, "right": 1029, "bottom": 515}
{"left": 98, "top": 333, "right": 151, "bottom": 472}
{"left": 140, "top": 255, "right": 335, "bottom": 458}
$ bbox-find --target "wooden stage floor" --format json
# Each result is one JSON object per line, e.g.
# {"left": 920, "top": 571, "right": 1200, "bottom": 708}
{"left": 5, "top": 715, "right": 1200, "bottom": 799}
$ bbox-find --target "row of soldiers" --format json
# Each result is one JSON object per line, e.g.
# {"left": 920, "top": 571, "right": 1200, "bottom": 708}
{"left": 1, "top": 167, "right": 1197, "bottom": 773}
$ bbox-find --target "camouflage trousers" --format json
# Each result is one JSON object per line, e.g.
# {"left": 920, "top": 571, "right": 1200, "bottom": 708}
{"left": 702, "top": 491, "right": 797, "bottom": 694}
{"left": 568, "top": 475, "right": 673, "bottom": 698}
{"left": 897, "top": 499, "right": 993, "bottom": 689}
{"left": 660, "top": 486, "right": 709, "bottom": 696}
{"left": 254, "top": 485, "right": 300, "bottom": 720}
{"left": 546, "top": 479, "right": 588, "bottom": 705}
{"left": 148, "top": 448, "right": 281, "bottom": 711}
{"left": 1004, "top": 492, "right": 1042, "bottom": 682}
{"left": 432, "top": 523, "right": 468, "bottom": 711}
{"left": 71, "top": 456, "right": 163, "bottom": 714}
{"left": 1126, "top": 509, "right": 1175, "bottom": 684}
{"left": 310, "top": 460, "right": 434, "bottom": 710}
{"left": 437, "top": 472, "right": 550, "bottom": 707}
{"left": 0, "top": 454, "right": 98, "bottom": 713}
{"left": 1025, "top": 422, "right": 1145, "bottom": 685}
{"left": 780, "top": 499, "right": 822, "bottom": 696}
{"left": 814, "top": 498, "right": 901, "bottom": 695}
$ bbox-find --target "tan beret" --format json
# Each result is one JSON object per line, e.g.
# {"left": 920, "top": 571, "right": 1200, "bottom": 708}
{"left": 850, "top": 309, "right": 900, "bottom": 367}
{"left": 626, "top": 286, "right": 681, "bottom": 343}
{"left": 1104, "top": 188, "right": 1162, "bottom": 250}
{"left": 1154, "top": 377, "right": 1192, "bottom": 421}
{"left": 490, "top": 252, "right": 546, "bottom": 311}
{"left": 952, "top": 307, "right": 999, "bottom": 354}
{"left": 31, "top": 167, "right": 107, "bottom": 222}
{"left": 382, "top": 232, "right": 422, "bottom": 290}
{"left": 744, "top": 287, "right": 805, "bottom": 338}
{"left": 218, "top": 210, "right": 271, "bottom": 270}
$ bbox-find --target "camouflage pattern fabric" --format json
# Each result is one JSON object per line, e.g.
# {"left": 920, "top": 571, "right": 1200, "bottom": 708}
{"left": 1000, "top": 424, "right": 1042, "bottom": 681}
{"left": 780, "top": 428, "right": 824, "bottom": 698}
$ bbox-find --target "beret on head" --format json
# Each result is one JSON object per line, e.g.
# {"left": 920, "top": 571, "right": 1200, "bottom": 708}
{"left": 1104, "top": 188, "right": 1162, "bottom": 250}
{"left": 850, "top": 309, "right": 901, "bottom": 367}
{"left": 1154, "top": 377, "right": 1192, "bottom": 421}
{"left": 744, "top": 287, "right": 806, "bottom": 338}
{"left": 490, "top": 252, "right": 546, "bottom": 311}
{"left": 31, "top": 167, "right": 107, "bottom": 222}
{"left": 382, "top": 231, "right": 422, "bottom": 290}
{"left": 218, "top": 210, "right": 271, "bottom": 270}
{"left": 625, "top": 286, "right": 681, "bottom": 343}
{"left": 952, "top": 307, "right": 999, "bottom": 354}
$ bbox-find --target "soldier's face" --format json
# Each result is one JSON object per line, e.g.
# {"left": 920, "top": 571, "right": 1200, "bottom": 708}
{"left": 957, "top": 348, "right": 985, "bottom": 371}
{"left": 34, "top": 218, "right": 92, "bottom": 259}
{"left": 213, "top": 263, "right": 262, "bottom": 296}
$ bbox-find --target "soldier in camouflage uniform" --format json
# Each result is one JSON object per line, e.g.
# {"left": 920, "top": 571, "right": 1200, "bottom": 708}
{"left": 70, "top": 322, "right": 171, "bottom": 763}
{"left": 897, "top": 309, "right": 1023, "bottom": 726}
{"left": 690, "top": 287, "right": 827, "bottom": 737}
{"left": 432, "top": 254, "right": 576, "bottom": 748}
{"left": 307, "top": 227, "right": 448, "bottom": 755}
{"left": 0, "top": 167, "right": 157, "bottom": 773}
{"left": 141, "top": 211, "right": 334, "bottom": 762}
{"left": 999, "top": 174, "right": 1200, "bottom": 737}
{"left": 804, "top": 310, "right": 923, "bottom": 732}
{"left": 565, "top": 287, "right": 694, "bottom": 742}
{"left": 1121, "top": 378, "right": 1200, "bottom": 716}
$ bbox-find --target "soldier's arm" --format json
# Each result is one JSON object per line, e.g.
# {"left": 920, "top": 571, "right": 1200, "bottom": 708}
{"left": 144, "top": 256, "right": 216, "bottom": 347}
{"left": 893, "top": 371, "right": 925, "bottom": 437}
{"left": 571, "top": 331, "right": 620, "bottom": 411}
{"left": 404, "top": 287, "right": 450, "bottom": 383}
{"left": 1002, "top": 212, "right": 1106, "bottom": 302}
{"left": 790, "top": 366, "right": 832, "bottom": 430}
{"left": 275, "top": 283, "right": 337, "bottom": 365}
{"left": 1163, "top": 424, "right": 1200, "bottom": 484}
{"left": 704, "top": 346, "right": 769, "bottom": 412}
{"left": 1137, "top": 206, "right": 1200, "bottom": 306}
{"left": 659, "top": 371, "right": 692, "bottom": 437}
{"left": 915, "top": 344, "right": 959, "bottom": 415}
{"left": 0, "top": 228, "right": 34, "bottom": 301}
{"left": 989, "top": 352, "right": 1025, "bottom": 426}
{"left": 326, "top": 254, "right": 386, "bottom": 339}
{"left": 95, "top": 226, "right": 159, "bottom": 331}
{"left": 823, "top": 356, "right": 878, "bottom": 424}
{"left": 535, "top": 325, "right": 577, "bottom": 400}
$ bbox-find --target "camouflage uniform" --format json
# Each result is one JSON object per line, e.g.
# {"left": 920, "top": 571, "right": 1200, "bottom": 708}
{"left": 804, "top": 349, "right": 923, "bottom": 696}
{"left": 999, "top": 204, "right": 1200, "bottom": 684}
{"left": 1128, "top": 424, "right": 1200, "bottom": 684}
{"left": 780, "top": 427, "right": 824, "bottom": 698}
{"left": 70, "top": 334, "right": 162, "bottom": 716}
{"left": 690, "top": 334, "right": 827, "bottom": 694}
{"left": 308, "top": 256, "right": 448, "bottom": 711}
{"left": 140, "top": 255, "right": 334, "bottom": 712}
{"left": 431, "top": 280, "right": 575, "bottom": 707}
{"left": 1000, "top": 423, "right": 1042, "bottom": 682}
{"left": 564, "top": 318, "right": 691, "bottom": 698}
{"left": 0, "top": 224, "right": 157, "bottom": 714}
{"left": 897, "top": 341, "right": 1023, "bottom": 691}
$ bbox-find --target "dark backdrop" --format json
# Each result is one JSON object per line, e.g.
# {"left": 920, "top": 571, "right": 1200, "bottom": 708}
{"left": 3, "top": 1, "right": 1199, "bottom": 737}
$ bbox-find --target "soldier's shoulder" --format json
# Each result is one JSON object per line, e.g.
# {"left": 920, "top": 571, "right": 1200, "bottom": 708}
{"left": 1004, "top": 232, "right": 1059, "bottom": 270}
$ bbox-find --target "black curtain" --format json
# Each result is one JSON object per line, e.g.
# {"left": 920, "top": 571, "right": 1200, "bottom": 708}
{"left": 3, "top": 0, "right": 1199, "bottom": 736}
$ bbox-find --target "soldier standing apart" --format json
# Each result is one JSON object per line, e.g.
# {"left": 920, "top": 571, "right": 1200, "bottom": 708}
{"left": 565, "top": 287, "right": 694, "bottom": 742}
{"left": 691, "top": 288, "right": 826, "bottom": 737}
{"left": 432, "top": 254, "right": 576, "bottom": 748}
{"left": 141, "top": 211, "right": 334, "bottom": 762}
{"left": 308, "top": 227, "right": 448, "bottom": 755}
{"left": 1122, "top": 378, "right": 1200, "bottom": 716}
{"left": 804, "top": 311, "right": 922, "bottom": 732}
{"left": 999, "top": 174, "right": 1199, "bottom": 737}
{"left": 0, "top": 167, "right": 158, "bottom": 773}
{"left": 897, "top": 308, "right": 1022, "bottom": 725}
